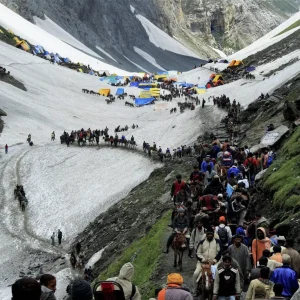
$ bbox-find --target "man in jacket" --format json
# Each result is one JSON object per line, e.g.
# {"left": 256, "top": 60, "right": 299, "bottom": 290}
{"left": 270, "top": 254, "right": 299, "bottom": 299}
{"left": 282, "top": 239, "right": 300, "bottom": 277}
{"left": 157, "top": 273, "right": 192, "bottom": 300}
{"left": 163, "top": 208, "right": 189, "bottom": 254}
{"left": 193, "top": 227, "right": 222, "bottom": 294}
{"left": 106, "top": 262, "right": 141, "bottom": 300}
{"left": 189, "top": 219, "right": 206, "bottom": 258}
{"left": 170, "top": 175, "right": 190, "bottom": 204}
{"left": 213, "top": 255, "right": 241, "bottom": 300}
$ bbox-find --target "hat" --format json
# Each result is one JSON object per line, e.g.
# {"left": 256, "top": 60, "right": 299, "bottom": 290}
{"left": 71, "top": 280, "right": 93, "bottom": 300}
{"left": 219, "top": 216, "right": 226, "bottom": 223}
{"left": 277, "top": 236, "right": 286, "bottom": 242}
{"left": 167, "top": 273, "right": 183, "bottom": 285}
{"left": 217, "top": 194, "right": 223, "bottom": 198}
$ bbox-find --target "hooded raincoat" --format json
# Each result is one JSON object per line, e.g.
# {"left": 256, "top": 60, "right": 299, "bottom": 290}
{"left": 107, "top": 263, "right": 141, "bottom": 300}
{"left": 252, "top": 227, "right": 271, "bottom": 266}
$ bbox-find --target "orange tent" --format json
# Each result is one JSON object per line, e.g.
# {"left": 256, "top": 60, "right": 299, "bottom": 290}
{"left": 228, "top": 60, "right": 236, "bottom": 67}
{"left": 233, "top": 60, "right": 244, "bottom": 67}
{"left": 98, "top": 89, "right": 111, "bottom": 97}
{"left": 209, "top": 73, "right": 216, "bottom": 79}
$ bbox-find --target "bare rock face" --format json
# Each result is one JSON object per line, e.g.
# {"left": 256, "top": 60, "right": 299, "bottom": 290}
{"left": 155, "top": 0, "right": 300, "bottom": 55}
{"left": 0, "top": 0, "right": 299, "bottom": 70}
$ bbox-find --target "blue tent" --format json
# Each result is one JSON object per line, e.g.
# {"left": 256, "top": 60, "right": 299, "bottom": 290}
{"left": 89, "top": 70, "right": 95, "bottom": 75}
{"left": 63, "top": 58, "right": 70, "bottom": 63}
{"left": 142, "top": 87, "right": 151, "bottom": 91}
{"left": 44, "top": 51, "right": 50, "bottom": 55}
{"left": 99, "top": 78, "right": 105, "bottom": 82}
{"left": 179, "top": 83, "right": 194, "bottom": 88}
{"left": 135, "top": 97, "right": 155, "bottom": 107}
{"left": 246, "top": 66, "right": 256, "bottom": 72}
{"left": 130, "top": 82, "right": 139, "bottom": 87}
{"left": 116, "top": 88, "right": 124, "bottom": 95}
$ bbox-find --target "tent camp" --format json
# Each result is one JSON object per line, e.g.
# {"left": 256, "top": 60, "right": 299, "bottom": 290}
{"left": 150, "top": 88, "right": 160, "bottom": 97}
{"left": 130, "top": 82, "right": 139, "bottom": 87}
{"left": 212, "top": 75, "right": 224, "bottom": 83}
{"left": 99, "top": 89, "right": 111, "bottom": 96}
{"left": 228, "top": 60, "right": 236, "bottom": 67}
{"left": 135, "top": 97, "right": 155, "bottom": 107}
{"left": 15, "top": 40, "right": 30, "bottom": 51}
{"left": 246, "top": 66, "right": 256, "bottom": 72}
{"left": 233, "top": 60, "right": 244, "bottom": 67}
{"left": 194, "top": 87, "right": 206, "bottom": 94}
{"left": 139, "top": 91, "right": 152, "bottom": 98}
{"left": 116, "top": 88, "right": 124, "bottom": 95}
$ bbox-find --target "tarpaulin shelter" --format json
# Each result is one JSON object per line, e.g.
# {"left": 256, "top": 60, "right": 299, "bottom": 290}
{"left": 150, "top": 88, "right": 160, "bottom": 97}
{"left": 98, "top": 89, "right": 111, "bottom": 96}
{"left": 63, "top": 57, "right": 70, "bottom": 63}
{"left": 228, "top": 60, "right": 236, "bottom": 67}
{"left": 78, "top": 68, "right": 83, "bottom": 73}
{"left": 212, "top": 75, "right": 224, "bottom": 83}
{"left": 195, "top": 87, "right": 206, "bottom": 94}
{"left": 233, "top": 60, "right": 243, "bottom": 67}
{"left": 89, "top": 70, "right": 95, "bottom": 75}
{"left": 139, "top": 83, "right": 156, "bottom": 88}
{"left": 139, "top": 91, "right": 152, "bottom": 98}
{"left": 154, "top": 74, "right": 167, "bottom": 80}
{"left": 135, "top": 97, "right": 155, "bottom": 107}
{"left": 15, "top": 40, "right": 30, "bottom": 51}
{"left": 116, "top": 88, "right": 124, "bottom": 95}
{"left": 157, "top": 71, "right": 168, "bottom": 75}
{"left": 130, "top": 82, "right": 139, "bottom": 87}
{"left": 246, "top": 66, "right": 256, "bottom": 72}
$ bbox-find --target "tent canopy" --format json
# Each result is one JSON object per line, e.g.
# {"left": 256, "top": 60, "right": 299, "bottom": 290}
{"left": 139, "top": 91, "right": 152, "bottom": 98}
{"left": 246, "top": 66, "right": 256, "bottom": 72}
{"left": 116, "top": 88, "right": 124, "bottom": 95}
{"left": 99, "top": 89, "right": 111, "bottom": 96}
{"left": 212, "top": 75, "right": 224, "bottom": 83}
{"left": 135, "top": 97, "right": 155, "bottom": 107}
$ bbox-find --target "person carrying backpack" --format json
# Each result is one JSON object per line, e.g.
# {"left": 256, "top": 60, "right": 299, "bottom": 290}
{"left": 243, "top": 153, "right": 258, "bottom": 186}
{"left": 215, "top": 216, "right": 232, "bottom": 251}
{"left": 106, "top": 263, "right": 141, "bottom": 300}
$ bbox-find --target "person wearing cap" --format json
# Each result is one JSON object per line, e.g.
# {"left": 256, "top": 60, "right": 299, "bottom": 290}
{"left": 270, "top": 254, "right": 299, "bottom": 299}
{"left": 163, "top": 207, "right": 189, "bottom": 254}
{"left": 157, "top": 273, "right": 193, "bottom": 300}
{"left": 12, "top": 278, "right": 41, "bottom": 300}
{"left": 200, "top": 155, "right": 214, "bottom": 173}
{"left": 170, "top": 175, "right": 190, "bottom": 204}
{"left": 270, "top": 245, "right": 283, "bottom": 263}
{"left": 193, "top": 227, "right": 222, "bottom": 294}
{"left": 215, "top": 216, "right": 232, "bottom": 251}
{"left": 213, "top": 255, "right": 241, "bottom": 300}
{"left": 228, "top": 235, "right": 251, "bottom": 287}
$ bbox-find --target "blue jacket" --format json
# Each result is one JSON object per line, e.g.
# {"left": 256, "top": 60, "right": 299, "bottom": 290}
{"left": 201, "top": 161, "right": 214, "bottom": 173}
{"left": 270, "top": 266, "right": 299, "bottom": 297}
{"left": 227, "top": 166, "right": 240, "bottom": 178}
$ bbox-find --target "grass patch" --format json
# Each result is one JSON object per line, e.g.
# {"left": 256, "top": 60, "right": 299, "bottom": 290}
{"left": 96, "top": 211, "right": 171, "bottom": 300}
{"left": 275, "top": 19, "right": 300, "bottom": 36}
{"left": 264, "top": 127, "right": 300, "bottom": 209}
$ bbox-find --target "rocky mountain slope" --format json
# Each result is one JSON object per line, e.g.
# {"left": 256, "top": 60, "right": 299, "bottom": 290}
{"left": 0, "top": 0, "right": 299, "bottom": 72}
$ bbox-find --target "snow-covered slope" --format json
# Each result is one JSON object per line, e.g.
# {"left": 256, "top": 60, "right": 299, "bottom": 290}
{"left": 229, "top": 11, "right": 300, "bottom": 60}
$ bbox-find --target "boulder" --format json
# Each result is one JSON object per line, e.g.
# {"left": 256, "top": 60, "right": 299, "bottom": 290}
{"left": 283, "top": 101, "right": 299, "bottom": 121}
{"left": 260, "top": 125, "right": 289, "bottom": 147}
{"left": 0, "top": 109, "right": 7, "bottom": 116}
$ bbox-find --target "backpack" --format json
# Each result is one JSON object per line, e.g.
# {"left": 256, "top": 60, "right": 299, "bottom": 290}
{"left": 93, "top": 281, "right": 136, "bottom": 300}
{"left": 266, "top": 155, "right": 273, "bottom": 167}
{"left": 247, "top": 158, "right": 257, "bottom": 173}
{"left": 218, "top": 226, "right": 228, "bottom": 245}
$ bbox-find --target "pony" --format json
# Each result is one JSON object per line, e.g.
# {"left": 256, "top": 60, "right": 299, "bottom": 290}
{"left": 171, "top": 232, "right": 187, "bottom": 271}
{"left": 197, "top": 261, "right": 214, "bottom": 300}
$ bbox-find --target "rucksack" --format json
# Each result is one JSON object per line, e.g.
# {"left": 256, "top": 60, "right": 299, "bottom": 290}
{"left": 218, "top": 227, "right": 228, "bottom": 245}
{"left": 266, "top": 155, "right": 273, "bottom": 167}
{"left": 93, "top": 281, "right": 136, "bottom": 300}
{"left": 247, "top": 158, "right": 257, "bottom": 173}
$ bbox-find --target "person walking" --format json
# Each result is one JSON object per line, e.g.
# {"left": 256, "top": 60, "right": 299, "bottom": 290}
{"left": 282, "top": 239, "right": 300, "bottom": 277}
{"left": 5, "top": 144, "right": 8, "bottom": 154}
{"left": 51, "top": 232, "right": 55, "bottom": 246}
{"left": 270, "top": 254, "right": 299, "bottom": 299}
{"left": 157, "top": 273, "right": 193, "bottom": 300}
{"left": 57, "top": 230, "right": 62, "bottom": 245}
{"left": 51, "top": 132, "right": 55, "bottom": 141}
{"left": 252, "top": 227, "right": 271, "bottom": 266}
{"left": 213, "top": 255, "right": 241, "bottom": 300}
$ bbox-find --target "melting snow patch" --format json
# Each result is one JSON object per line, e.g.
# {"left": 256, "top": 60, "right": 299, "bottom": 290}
{"left": 86, "top": 247, "right": 106, "bottom": 268}
{"left": 136, "top": 14, "right": 200, "bottom": 59}
{"left": 96, "top": 46, "right": 118, "bottom": 63}
{"left": 123, "top": 55, "right": 149, "bottom": 72}
{"left": 130, "top": 5, "right": 135, "bottom": 13}
{"left": 133, "top": 46, "right": 166, "bottom": 71}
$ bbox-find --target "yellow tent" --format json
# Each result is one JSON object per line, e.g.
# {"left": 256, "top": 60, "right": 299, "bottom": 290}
{"left": 139, "top": 91, "right": 152, "bottom": 98}
{"left": 78, "top": 68, "right": 83, "bottom": 72}
{"left": 154, "top": 74, "right": 167, "bottom": 80}
{"left": 150, "top": 88, "right": 160, "bottom": 97}
{"left": 13, "top": 37, "right": 21, "bottom": 43}
{"left": 15, "top": 40, "right": 30, "bottom": 51}
{"left": 99, "top": 89, "right": 111, "bottom": 97}
{"left": 7, "top": 29, "right": 14, "bottom": 34}
{"left": 228, "top": 60, "right": 236, "bottom": 67}
{"left": 212, "top": 75, "right": 224, "bottom": 83}
{"left": 233, "top": 60, "right": 244, "bottom": 67}
{"left": 196, "top": 88, "right": 206, "bottom": 94}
